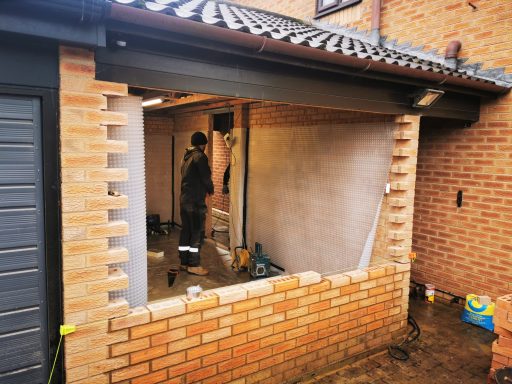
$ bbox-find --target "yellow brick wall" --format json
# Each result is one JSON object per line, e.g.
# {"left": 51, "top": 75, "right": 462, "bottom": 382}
{"left": 60, "top": 45, "right": 132, "bottom": 383}
{"left": 103, "top": 263, "right": 410, "bottom": 384}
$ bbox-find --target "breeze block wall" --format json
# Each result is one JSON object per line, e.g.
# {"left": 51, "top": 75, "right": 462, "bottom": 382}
{"left": 59, "top": 45, "right": 132, "bottom": 383}
{"left": 105, "top": 262, "right": 410, "bottom": 384}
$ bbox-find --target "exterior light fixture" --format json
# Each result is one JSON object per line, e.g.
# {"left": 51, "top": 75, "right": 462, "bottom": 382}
{"left": 412, "top": 89, "right": 445, "bottom": 108}
{"left": 141, "top": 98, "right": 163, "bottom": 107}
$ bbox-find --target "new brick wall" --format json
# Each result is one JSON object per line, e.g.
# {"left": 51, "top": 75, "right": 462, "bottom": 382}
{"left": 105, "top": 262, "right": 410, "bottom": 384}
{"left": 145, "top": 114, "right": 173, "bottom": 223}
{"left": 59, "top": 46, "right": 131, "bottom": 383}
{"left": 212, "top": 131, "right": 230, "bottom": 213}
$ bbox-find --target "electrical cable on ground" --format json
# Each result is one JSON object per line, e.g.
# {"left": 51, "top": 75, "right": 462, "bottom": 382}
{"left": 388, "top": 315, "right": 421, "bottom": 361}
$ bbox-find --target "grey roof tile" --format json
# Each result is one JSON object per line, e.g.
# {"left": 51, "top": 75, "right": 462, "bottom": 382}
{"left": 113, "top": 0, "right": 511, "bottom": 88}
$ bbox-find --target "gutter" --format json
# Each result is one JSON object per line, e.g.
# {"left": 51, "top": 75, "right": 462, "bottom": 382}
{"left": 109, "top": 4, "right": 508, "bottom": 95}
{"left": 0, "top": 0, "right": 110, "bottom": 46}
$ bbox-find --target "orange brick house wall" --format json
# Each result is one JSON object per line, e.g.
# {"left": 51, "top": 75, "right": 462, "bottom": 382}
{"left": 212, "top": 131, "right": 230, "bottom": 213}
{"left": 375, "top": 0, "right": 512, "bottom": 299}
{"left": 231, "top": 0, "right": 512, "bottom": 299}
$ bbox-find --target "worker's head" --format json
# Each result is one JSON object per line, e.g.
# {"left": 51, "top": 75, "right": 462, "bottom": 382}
{"left": 191, "top": 131, "right": 208, "bottom": 151}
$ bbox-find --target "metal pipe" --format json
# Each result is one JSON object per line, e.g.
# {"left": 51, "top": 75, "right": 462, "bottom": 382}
{"left": 109, "top": 4, "right": 507, "bottom": 94}
{"left": 370, "top": 0, "right": 382, "bottom": 45}
{"left": 445, "top": 40, "right": 462, "bottom": 69}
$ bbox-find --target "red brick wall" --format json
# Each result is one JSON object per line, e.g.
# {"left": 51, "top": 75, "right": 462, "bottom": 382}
{"left": 144, "top": 114, "right": 173, "bottom": 223}
{"left": 231, "top": 0, "right": 512, "bottom": 299}
{"left": 374, "top": 1, "right": 512, "bottom": 299}
{"left": 212, "top": 131, "right": 230, "bottom": 213}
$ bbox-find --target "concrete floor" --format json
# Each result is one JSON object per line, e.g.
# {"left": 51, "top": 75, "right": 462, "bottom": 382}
{"left": 301, "top": 299, "right": 496, "bottom": 384}
{"left": 147, "top": 228, "right": 250, "bottom": 302}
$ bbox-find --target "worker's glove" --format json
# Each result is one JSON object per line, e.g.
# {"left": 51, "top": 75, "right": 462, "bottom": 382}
{"left": 222, "top": 185, "right": 229, "bottom": 195}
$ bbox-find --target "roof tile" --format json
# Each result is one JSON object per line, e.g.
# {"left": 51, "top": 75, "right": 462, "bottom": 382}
{"left": 113, "top": 0, "right": 511, "bottom": 87}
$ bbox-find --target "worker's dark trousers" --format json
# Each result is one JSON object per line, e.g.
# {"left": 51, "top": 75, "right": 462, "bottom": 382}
{"left": 179, "top": 203, "right": 206, "bottom": 267}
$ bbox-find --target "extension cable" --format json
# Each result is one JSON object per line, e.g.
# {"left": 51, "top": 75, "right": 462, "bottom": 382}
{"left": 47, "top": 324, "right": 76, "bottom": 383}
{"left": 388, "top": 315, "right": 420, "bottom": 361}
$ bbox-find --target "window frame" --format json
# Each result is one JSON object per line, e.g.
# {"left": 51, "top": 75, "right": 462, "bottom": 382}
{"left": 314, "top": 0, "right": 362, "bottom": 19}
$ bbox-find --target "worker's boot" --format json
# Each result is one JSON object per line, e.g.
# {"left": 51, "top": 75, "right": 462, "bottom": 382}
{"left": 187, "top": 266, "right": 209, "bottom": 276}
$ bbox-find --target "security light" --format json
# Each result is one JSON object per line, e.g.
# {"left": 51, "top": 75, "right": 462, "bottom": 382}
{"left": 141, "top": 98, "right": 163, "bottom": 107}
{"left": 412, "top": 89, "right": 445, "bottom": 108}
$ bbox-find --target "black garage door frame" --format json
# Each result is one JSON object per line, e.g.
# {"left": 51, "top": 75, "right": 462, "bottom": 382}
{"left": 0, "top": 85, "right": 62, "bottom": 383}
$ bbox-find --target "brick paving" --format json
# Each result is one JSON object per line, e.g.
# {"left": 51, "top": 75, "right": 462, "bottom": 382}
{"left": 301, "top": 299, "right": 496, "bottom": 384}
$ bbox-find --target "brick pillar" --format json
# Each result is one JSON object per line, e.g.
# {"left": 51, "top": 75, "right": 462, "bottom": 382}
{"left": 59, "top": 45, "right": 131, "bottom": 383}
{"left": 387, "top": 115, "right": 420, "bottom": 262}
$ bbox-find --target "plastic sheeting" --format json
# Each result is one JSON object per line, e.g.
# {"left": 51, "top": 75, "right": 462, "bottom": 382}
{"left": 107, "top": 96, "right": 148, "bottom": 307}
{"left": 246, "top": 123, "right": 395, "bottom": 275}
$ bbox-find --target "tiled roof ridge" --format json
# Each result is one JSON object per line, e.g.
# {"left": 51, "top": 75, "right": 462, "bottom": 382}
{"left": 311, "top": 19, "right": 512, "bottom": 87}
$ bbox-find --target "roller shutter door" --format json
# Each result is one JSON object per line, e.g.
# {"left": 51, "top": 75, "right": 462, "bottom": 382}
{"left": 0, "top": 95, "right": 48, "bottom": 383}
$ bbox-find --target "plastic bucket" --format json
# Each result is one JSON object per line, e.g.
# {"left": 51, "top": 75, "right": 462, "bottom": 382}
{"left": 425, "top": 284, "right": 435, "bottom": 303}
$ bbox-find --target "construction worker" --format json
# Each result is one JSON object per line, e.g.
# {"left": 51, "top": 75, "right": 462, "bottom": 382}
{"left": 178, "top": 131, "right": 214, "bottom": 276}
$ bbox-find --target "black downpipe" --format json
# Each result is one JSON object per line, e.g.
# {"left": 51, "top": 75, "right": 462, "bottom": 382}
{"left": 10, "top": 0, "right": 109, "bottom": 23}
{"left": 171, "top": 135, "right": 175, "bottom": 226}
{"left": 242, "top": 125, "right": 250, "bottom": 249}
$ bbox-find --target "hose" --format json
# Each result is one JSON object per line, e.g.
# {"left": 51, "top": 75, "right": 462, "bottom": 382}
{"left": 388, "top": 315, "right": 421, "bottom": 361}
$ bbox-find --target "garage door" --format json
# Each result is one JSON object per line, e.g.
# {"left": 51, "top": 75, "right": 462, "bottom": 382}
{"left": 0, "top": 95, "right": 48, "bottom": 383}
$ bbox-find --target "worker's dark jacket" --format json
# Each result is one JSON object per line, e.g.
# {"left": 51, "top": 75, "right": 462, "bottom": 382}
{"left": 180, "top": 147, "right": 214, "bottom": 205}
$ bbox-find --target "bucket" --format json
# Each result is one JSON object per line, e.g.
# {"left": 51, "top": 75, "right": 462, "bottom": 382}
{"left": 167, "top": 266, "right": 179, "bottom": 287}
{"left": 425, "top": 284, "right": 435, "bottom": 303}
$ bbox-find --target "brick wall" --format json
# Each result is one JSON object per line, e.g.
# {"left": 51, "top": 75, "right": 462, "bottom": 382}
{"left": 145, "top": 114, "right": 173, "bottom": 222}
{"left": 231, "top": 0, "right": 512, "bottom": 299}
{"left": 59, "top": 46, "right": 132, "bottom": 382}
{"left": 105, "top": 262, "right": 410, "bottom": 384}
{"left": 212, "top": 131, "right": 230, "bottom": 213}
{"left": 374, "top": 1, "right": 512, "bottom": 299}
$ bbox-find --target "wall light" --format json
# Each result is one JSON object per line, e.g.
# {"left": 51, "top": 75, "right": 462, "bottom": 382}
{"left": 412, "top": 89, "right": 445, "bottom": 108}
{"left": 141, "top": 98, "right": 163, "bottom": 107}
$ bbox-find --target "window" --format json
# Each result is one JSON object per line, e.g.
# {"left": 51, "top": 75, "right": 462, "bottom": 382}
{"left": 315, "top": 0, "right": 362, "bottom": 18}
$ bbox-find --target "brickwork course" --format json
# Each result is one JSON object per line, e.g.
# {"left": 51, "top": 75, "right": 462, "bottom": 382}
{"left": 230, "top": 0, "right": 512, "bottom": 300}
{"left": 105, "top": 263, "right": 411, "bottom": 384}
